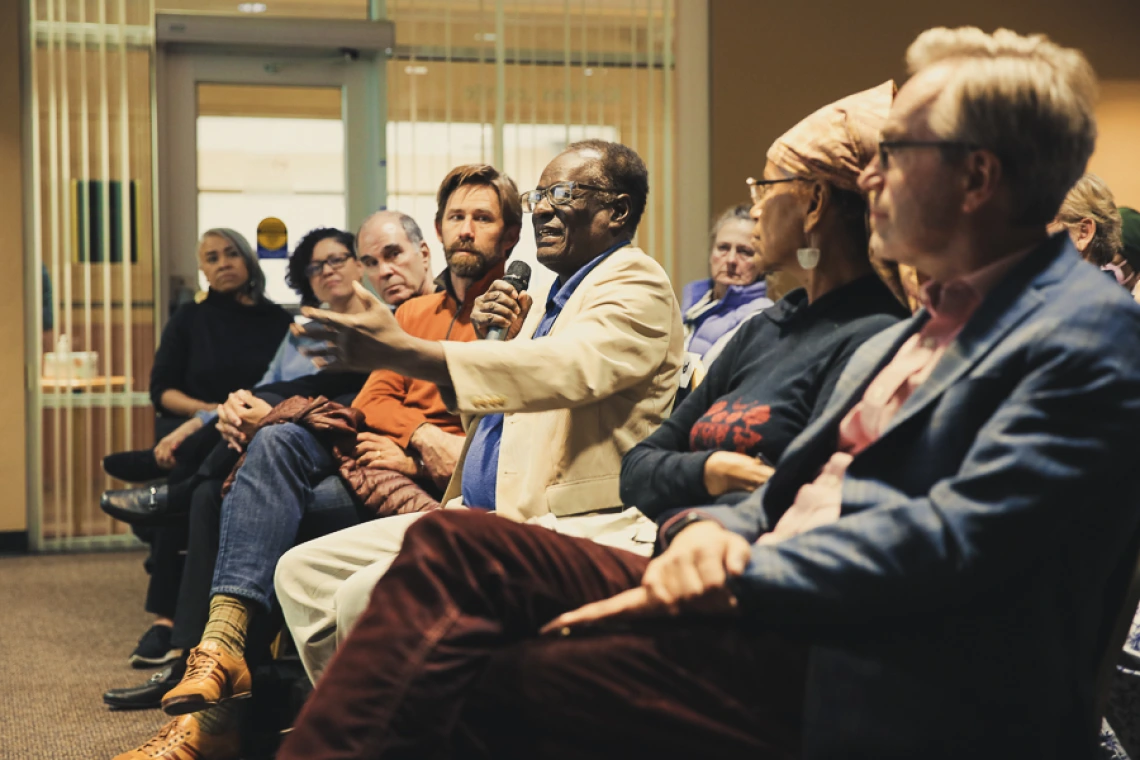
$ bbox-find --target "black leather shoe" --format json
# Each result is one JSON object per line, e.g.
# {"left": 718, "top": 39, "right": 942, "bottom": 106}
{"left": 100, "top": 485, "right": 179, "bottom": 527}
{"left": 130, "top": 624, "right": 183, "bottom": 669}
{"left": 103, "top": 449, "right": 167, "bottom": 484}
{"left": 104, "top": 656, "right": 187, "bottom": 710}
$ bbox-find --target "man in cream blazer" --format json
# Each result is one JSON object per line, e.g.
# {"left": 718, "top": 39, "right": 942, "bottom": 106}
{"left": 276, "top": 140, "right": 683, "bottom": 681}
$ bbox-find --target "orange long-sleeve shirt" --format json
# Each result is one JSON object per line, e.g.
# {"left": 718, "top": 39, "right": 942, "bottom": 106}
{"left": 350, "top": 263, "right": 504, "bottom": 448}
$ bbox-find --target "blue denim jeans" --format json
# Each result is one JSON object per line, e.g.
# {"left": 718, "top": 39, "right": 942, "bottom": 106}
{"left": 211, "top": 422, "right": 359, "bottom": 610}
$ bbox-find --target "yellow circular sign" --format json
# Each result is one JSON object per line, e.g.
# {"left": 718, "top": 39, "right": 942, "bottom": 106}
{"left": 257, "top": 217, "right": 288, "bottom": 251}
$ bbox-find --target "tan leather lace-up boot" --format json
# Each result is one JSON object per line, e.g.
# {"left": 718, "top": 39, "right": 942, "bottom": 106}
{"left": 160, "top": 640, "right": 252, "bottom": 716}
{"left": 112, "top": 714, "right": 240, "bottom": 760}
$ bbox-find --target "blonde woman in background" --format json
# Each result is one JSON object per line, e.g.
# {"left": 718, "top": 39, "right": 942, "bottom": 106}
{"left": 1048, "top": 173, "right": 1124, "bottom": 273}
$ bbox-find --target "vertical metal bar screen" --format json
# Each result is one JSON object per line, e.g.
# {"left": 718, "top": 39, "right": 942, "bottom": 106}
{"left": 27, "top": 0, "right": 158, "bottom": 551}
{"left": 383, "top": 0, "right": 677, "bottom": 283}
{"left": 23, "top": 0, "right": 677, "bottom": 551}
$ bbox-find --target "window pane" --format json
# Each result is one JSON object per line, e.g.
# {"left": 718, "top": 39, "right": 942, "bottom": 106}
{"left": 196, "top": 98, "right": 346, "bottom": 306}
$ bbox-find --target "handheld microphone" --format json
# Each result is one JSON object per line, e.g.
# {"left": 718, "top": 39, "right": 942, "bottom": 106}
{"left": 485, "top": 261, "right": 532, "bottom": 341}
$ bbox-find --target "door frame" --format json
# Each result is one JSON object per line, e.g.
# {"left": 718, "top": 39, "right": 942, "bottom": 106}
{"left": 156, "top": 48, "right": 385, "bottom": 317}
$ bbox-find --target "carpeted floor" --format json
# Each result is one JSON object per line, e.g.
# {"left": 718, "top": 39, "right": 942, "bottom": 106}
{"left": 0, "top": 549, "right": 177, "bottom": 759}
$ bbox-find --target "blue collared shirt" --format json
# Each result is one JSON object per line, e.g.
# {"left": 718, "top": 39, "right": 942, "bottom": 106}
{"left": 460, "top": 241, "right": 630, "bottom": 510}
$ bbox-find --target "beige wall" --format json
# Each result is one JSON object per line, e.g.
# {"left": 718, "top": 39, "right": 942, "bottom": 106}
{"left": 1089, "top": 81, "right": 1140, "bottom": 209}
{"left": 709, "top": 0, "right": 1140, "bottom": 216}
{"left": 0, "top": 0, "right": 28, "bottom": 533}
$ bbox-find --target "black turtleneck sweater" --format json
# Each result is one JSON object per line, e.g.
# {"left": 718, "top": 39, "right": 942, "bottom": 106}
{"left": 149, "top": 290, "right": 294, "bottom": 413}
{"left": 621, "top": 274, "right": 911, "bottom": 517}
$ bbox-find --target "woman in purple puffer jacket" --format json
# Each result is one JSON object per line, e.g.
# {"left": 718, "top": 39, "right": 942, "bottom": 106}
{"left": 680, "top": 204, "right": 773, "bottom": 364}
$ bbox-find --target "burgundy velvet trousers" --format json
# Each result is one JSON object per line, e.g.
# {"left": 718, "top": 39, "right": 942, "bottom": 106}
{"left": 277, "top": 510, "right": 807, "bottom": 760}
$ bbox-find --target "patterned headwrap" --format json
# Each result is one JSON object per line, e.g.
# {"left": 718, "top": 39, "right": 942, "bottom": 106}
{"left": 766, "top": 80, "right": 897, "bottom": 193}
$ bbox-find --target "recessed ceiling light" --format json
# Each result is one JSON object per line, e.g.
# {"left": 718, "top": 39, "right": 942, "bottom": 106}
{"left": 404, "top": 65, "right": 428, "bottom": 75}
{"left": 238, "top": 2, "right": 267, "bottom": 12}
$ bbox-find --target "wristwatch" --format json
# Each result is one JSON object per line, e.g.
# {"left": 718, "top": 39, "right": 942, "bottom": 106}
{"left": 660, "top": 510, "right": 711, "bottom": 547}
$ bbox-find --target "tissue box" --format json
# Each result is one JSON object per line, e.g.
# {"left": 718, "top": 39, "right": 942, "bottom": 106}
{"left": 43, "top": 351, "right": 100, "bottom": 379}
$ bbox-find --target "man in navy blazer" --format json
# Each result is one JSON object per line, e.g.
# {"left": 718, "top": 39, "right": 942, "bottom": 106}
{"left": 682, "top": 233, "right": 1140, "bottom": 757}
{"left": 277, "top": 26, "right": 1140, "bottom": 760}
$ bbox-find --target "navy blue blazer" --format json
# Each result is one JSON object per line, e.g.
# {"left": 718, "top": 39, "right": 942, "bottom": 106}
{"left": 701, "top": 234, "right": 1140, "bottom": 758}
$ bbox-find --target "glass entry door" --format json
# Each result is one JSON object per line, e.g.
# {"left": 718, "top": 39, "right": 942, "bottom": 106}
{"left": 158, "top": 50, "right": 384, "bottom": 315}
{"left": 195, "top": 83, "right": 347, "bottom": 306}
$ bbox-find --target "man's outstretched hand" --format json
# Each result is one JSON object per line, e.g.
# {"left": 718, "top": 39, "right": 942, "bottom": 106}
{"left": 540, "top": 520, "right": 750, "bottom": 634}
{"left": 297, "top": 282, "right": 406, "bottom": 373}
{"left": 297, "top": 282, "right": 450, "bottom": 386}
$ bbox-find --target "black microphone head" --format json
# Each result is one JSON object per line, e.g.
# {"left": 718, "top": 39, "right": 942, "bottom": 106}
{"left": 501, "top": 260, "right": 532, "bottom": 292}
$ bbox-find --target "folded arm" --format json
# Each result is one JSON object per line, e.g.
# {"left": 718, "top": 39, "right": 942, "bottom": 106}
{"left": 150, "top": 307, "right": 191, "bottom": 411}
{"left": 559, "top": 336, "right": 1140, "bottom": 632}
{"left": 621, "top": 330, "right": 748, "bottom": 516}
{"left": 727, "top": 342, "right": 1140, "bottom": 627}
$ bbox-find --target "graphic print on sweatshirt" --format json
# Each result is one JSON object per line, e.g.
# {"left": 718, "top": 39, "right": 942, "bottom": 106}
{"left": 689, "top": 398, "right": 771, "bottom": 454}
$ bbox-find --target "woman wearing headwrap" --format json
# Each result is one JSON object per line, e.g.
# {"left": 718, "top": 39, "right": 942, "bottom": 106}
{"left": 276, "top": 82, "right": 907, "bottom": 760}
{"left": 622, "top": 81, "right": 909, "bottom": 520}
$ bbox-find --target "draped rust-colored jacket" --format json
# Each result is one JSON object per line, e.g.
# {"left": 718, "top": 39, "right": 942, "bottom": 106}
{"left": 221, "top": 266, "right": 507, "bottom": 516}
{"left": 221, "top": 395, "right": 438, "bottom": 517}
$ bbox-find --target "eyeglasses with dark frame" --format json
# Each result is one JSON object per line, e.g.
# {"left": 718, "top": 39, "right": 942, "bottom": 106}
{"left": 304, "top": 251, "right": 356, "bottom": 279}
{"left": 877, "top": 140, "right": 979, "bottom": 169}
{"left": 520, "top": 181, "right": 613, "bottom": 213}
{"left": 745, "top": 176, "right": 812, "bottom": 205}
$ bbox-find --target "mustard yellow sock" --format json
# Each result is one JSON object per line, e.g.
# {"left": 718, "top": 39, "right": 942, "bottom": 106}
{"left": 194, "top": 700, "right": 244, "bottom": 736}
{"left": 201, "top": 594, "right": 252, "bottom": 659}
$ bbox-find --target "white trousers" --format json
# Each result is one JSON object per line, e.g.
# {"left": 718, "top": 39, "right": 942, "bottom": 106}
{"left": 274, "top": 505, "right": 656, "bottom": 683}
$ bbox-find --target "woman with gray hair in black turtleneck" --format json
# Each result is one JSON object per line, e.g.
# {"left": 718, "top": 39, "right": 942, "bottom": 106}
{"left": 148, "top": 228, "right": 293, "bottom": 436}
{"left": 105, "top": 228, "right": 292, "bottom": 667}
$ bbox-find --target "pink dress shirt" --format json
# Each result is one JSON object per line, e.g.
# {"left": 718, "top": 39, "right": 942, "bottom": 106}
{"left": 759, "top": 252, "right": 1032, "bottom": 544}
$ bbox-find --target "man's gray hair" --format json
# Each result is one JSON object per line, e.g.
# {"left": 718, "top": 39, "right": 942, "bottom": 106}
{"left": 358, "top": 210, "right": 425, "bottom": 246}
{"left": 907, "top": 27, "right": 1098, "bottom": 226}
{"left": 201, "top": 227, "right": 267, "bottom": 302}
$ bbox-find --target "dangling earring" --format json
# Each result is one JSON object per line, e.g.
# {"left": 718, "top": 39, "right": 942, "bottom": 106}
{"left": 797, "top": 247, "right": 820, "bottom": 269}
